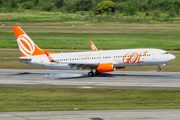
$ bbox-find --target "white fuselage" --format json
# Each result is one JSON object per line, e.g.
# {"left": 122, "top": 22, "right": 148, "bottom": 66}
{"left": 20, "top": 48, "right": 175, "bottom": 70}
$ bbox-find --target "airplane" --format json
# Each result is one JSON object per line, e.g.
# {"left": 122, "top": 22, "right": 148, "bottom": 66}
{"left": 13, "top": 26, "right": 176, "bottom": 77}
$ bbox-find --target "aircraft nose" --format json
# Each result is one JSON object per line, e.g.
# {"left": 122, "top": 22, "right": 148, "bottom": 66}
{"left": 170, "top": 54, "right": 176, "bottom": 60}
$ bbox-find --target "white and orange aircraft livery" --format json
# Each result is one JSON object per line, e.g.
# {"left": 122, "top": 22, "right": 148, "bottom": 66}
{"left": 13, "top": 26, "right": 176, "bottom": 77}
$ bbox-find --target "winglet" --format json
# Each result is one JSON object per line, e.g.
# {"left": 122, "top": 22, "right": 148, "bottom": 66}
{"left": 45, "top": 51, "right": 56, "bottom": 62}
{"left": 89, "top": 40, "right": 98, "bottom": 51}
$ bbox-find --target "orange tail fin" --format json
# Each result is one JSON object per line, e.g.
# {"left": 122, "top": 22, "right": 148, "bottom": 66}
{"left": 13, "top": 26, "right": 54, "bottom": 57}
{"left": 89, "top": 40, "right": 98, "bottom": 51}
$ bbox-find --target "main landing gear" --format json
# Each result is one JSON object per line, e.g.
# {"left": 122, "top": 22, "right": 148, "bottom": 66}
{"left": 95, "top": 70, "right": 101, "bottom": 75}
{"left": 88, "top": 71, "right": 94, "bottom": 77}
{"left": 88, "top": 70, "right": 101, "bottom": 77}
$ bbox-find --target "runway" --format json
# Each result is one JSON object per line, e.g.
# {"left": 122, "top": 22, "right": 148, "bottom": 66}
{"left": 1, "top": 109, "right": 180, "bottom": 120}
{"left": 0, "top": 69, "right": 180, "bottom": 90}
{"left": 1, "top": 69, "right": 180, "bottom": 120}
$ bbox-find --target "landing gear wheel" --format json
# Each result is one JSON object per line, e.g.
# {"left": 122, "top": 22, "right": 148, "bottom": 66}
{"left": 88, "top": 72, "right": 94, "bottom": 77}
{"left": 157, "top": 68, "right": 161, "bottom": 72}
{"left": 95, "top": 71, "right": 101, "bottom": 75}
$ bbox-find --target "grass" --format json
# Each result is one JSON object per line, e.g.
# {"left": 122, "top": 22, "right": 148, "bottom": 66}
{"left": 1, "top": 25, "right": 180, "bottom": 50}
{"left": 0, "top": 87, "right": 180, "bottom": 112}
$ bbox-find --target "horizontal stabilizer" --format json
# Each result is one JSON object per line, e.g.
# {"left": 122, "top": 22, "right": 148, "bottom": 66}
{"left": 5, "top": 57, "right": 32, "bottom": 60}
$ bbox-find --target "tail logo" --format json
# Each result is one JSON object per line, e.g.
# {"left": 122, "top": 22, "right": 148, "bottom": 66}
{"left": 91, "top": 45, "right": 96, "bottom": 50}
{"left": 17, "top": 34, "right": 35, "bottom": 57}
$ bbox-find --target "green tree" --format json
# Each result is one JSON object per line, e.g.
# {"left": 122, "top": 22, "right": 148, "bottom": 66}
{"left": 55, "top": 0, "right": 64, "bottom": 8}
{"left": 96, "top": 1, "right": 115, "bottom": 13}
{"left": 64, "top": 0, "right": 76, "bottom": 12}
{"left": 124, "top": 4, "right": 137, "bottom": 15}
{"left": 37, "top": 0, "right": 55, "bottom": 11}
{"left": 74, "top": 0, "right": 94, "bottom": 11}
{"left": 33, "top": 0, "right": 39, "bottom": 5}
{"left": 146, "top": 0, "right": 159, "bottom": 10}
{"left": 10, "top": 0, "right": 19, "bottom": 8}
{"left": 22, "top": 1, "right": 34, "bottom": 9}
{"left": 174, "top": 0, "right": 180, "bottom": 14}
{"left": 0, "top": 0, "right": 3, "bottom": 6}
{"left": 158, "top": 0, "right": 173, "bottom": 11}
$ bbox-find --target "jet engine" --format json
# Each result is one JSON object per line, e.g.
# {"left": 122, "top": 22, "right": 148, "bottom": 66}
{"left": 97, "top": 63, "right": 115, "bottom": 72}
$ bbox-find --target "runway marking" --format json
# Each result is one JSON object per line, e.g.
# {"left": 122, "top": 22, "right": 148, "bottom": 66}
{"left": 117, "top": 117, "right": 129, "bottom": 118}
{"left": 101, "top": 117, "right": 112, "bottom": 118}
{"left": 133, "top": 116, "right": 145, "bottom": 118}
{"left": 166, "top": 116, "right": 179, "bottom": 117}
{"left": 11, "top": 115, "right": 180, "bottom": 120}
{"left": 51, "top": 118, "right": 62, "bottom": 119}
{"left": 81, "top": 87, "right": 93, "bottom": 89}
{"left": 13, "top": 114, "right": 31, "bottom": 120}
{"left": 68, "top": 117, "right": 80, "bottom": 119}
{"left": 151, "top": 116, "right": 161, "bottom": 118}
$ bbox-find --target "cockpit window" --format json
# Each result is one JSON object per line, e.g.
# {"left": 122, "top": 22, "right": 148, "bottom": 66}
{"left": 166, "top": 52, "right": 169, "bottom": 54}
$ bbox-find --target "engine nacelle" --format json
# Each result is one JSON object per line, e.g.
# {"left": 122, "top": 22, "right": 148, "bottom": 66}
{"left": 97, "top": 63, "right": 116, "bottom": 72}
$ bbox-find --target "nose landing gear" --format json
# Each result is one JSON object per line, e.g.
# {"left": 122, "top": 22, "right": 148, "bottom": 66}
{"left": 157, "top": 67, "right": 161, "bottom": 72}
{"left": 157, "top": 63, "right": 166, "bottom": 72}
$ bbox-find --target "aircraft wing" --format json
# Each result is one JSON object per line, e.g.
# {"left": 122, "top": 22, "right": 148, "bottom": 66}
{"left": 5, "top": 57, "right": 32, "bottom": 60}
{"left": 59, "top": 62, "right": 99, "bottom": 69}
{"left": 61, "top": 61, "right": 99, "bottom": 66}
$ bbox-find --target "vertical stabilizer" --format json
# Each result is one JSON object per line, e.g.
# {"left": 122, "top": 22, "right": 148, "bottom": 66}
{"left": 13, "top": 26, "right": 54, "bottom": 57}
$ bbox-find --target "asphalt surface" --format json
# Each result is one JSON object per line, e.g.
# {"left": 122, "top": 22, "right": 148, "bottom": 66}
{"left": 0, "top": 69, "right": 180, "bottom": 90}
{"left": 1, "top": 109, "right": 180, "bottom": 120}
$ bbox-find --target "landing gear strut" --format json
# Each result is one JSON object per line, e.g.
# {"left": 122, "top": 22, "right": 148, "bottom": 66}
{"left": 95, "top": 70, "right": 101, "bottom": 75}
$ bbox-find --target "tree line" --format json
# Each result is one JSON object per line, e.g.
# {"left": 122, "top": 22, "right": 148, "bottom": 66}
{"left": 0, "top": 0, "right": 180, "bottom": 17}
